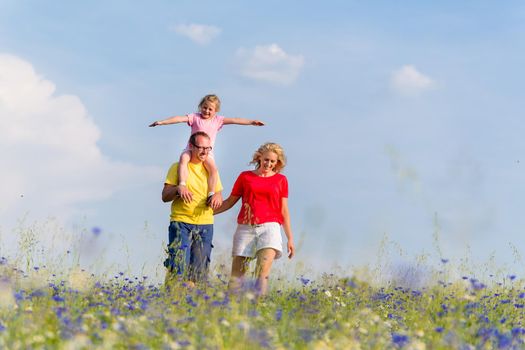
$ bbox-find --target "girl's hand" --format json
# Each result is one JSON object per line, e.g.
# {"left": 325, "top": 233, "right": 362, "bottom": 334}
{"left": 207, "top": 193, "right": 223, "bottom": 210}
{"left": 149, "top": 121, "right": 159, "bottom": 127}
{"left": 287, "top": 240, "right": 295, "bottom": 259}
{"left": 177, "top": 185, "right": 193, "bottom": 203}
{"left": 251, "top": 120, "right": 265, "bottom": 126}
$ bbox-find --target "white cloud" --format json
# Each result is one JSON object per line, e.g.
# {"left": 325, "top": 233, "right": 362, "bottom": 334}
{"left": 170, "top": 23, "right": 221, "bottom": 45}
{"left": 235, "top": 44, "right": 304, "bottom": 85}
{"left": 390, "top": 65, "right": 435, "bottom": 96}
{"left": 0, "top": 54, "right": 161, "bottom": 223}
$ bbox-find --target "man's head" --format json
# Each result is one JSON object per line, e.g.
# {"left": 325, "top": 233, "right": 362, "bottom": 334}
{"left": 189, "top": 131, "right": 212, "bottom": 163}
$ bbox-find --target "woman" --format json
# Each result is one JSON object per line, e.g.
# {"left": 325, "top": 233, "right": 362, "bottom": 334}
{"left": 215, "top": 142, "right": 295, "bottom": 295}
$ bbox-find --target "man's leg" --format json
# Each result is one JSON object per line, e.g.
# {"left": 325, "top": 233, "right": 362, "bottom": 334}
{"left": 164, "top": 222, "right": 192, "bottom": 281}
{"left": 189, "top": 224, "right": 214, "bottom": 282}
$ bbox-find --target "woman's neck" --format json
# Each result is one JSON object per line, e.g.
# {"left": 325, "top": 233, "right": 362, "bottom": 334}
{"left": 254, "top": 169, "right": 275, "bottom": 177}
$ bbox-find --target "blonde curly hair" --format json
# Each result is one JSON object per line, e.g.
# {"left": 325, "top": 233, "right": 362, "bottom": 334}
{"left": 198, "top": 94, "right": 221, "bottom": 112}
{"left": 250, "top": 142, "right": 287, "bottom": 173}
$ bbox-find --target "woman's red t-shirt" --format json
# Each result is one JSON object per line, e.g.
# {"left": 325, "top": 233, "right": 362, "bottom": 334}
{"left": 231, "top": 171, "right": 289, "bottom": 225}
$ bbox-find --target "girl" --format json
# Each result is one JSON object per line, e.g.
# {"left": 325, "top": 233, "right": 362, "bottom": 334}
{"left": 150, "top": 94, "right": 264, "bottom": 204}
{"left": 214, "top": 142, "right": 295, "bottom": 296}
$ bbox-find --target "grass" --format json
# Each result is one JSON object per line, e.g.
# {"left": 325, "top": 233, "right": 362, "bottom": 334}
{"left": 1, "top": 220, "right": 525, "bottom": 349}
{"left": 1, "top": 258, "right": 525, "bottom": 349}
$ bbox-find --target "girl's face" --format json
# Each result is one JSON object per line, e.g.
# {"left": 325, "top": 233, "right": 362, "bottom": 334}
{"left": 258, "top": 151, "right": 279, "bottom": 174}
{"left": 200, "top": 102, "right": 217, "bottom": 119}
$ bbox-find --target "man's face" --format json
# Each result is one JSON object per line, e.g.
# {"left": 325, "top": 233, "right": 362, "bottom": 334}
{"left": 190, "top": 135, "right": 212, "bottom": 162}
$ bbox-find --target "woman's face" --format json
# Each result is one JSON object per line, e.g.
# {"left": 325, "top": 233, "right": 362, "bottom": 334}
{"left": 259, "top": 151, "right": 279, "bottom": 173}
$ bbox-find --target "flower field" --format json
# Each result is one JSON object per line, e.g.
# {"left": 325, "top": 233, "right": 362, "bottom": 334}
{"left": 1, "top": 256, "right": 525, "bottom": 349}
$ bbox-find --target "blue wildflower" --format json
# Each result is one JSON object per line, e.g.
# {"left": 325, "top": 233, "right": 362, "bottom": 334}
{"left": 392, "top": 333, "right": 409, "bottom": 347}
{"left": 91, "top": 227, "right": 102, "bottom": 236}
{"left": 512, "top": 327, "right": 525, "bottom": 337}
{"left": 52, "top": 295, "right": 65, "bottom": 302}
{"left": 441, "top": 258, "right": 449, "bottom": 264}
{"left": 435, "top": 327, "right": 444, "bottom": 333}
{"left": 298, "top": 329, "right": 314, "bottom": 343}
{"left": 30, "top": 289, "right": 46, "bottom": 298}
{"left": 411, "top": 290, "right": 422, "bottom": 297}
{"left": 248, "top": 329, "right": 272, "bottom": 348}
{"left": 275, "top": 309, "right": 283, "bottom": 321}
{"left": 497, "top": 332, "right": 513, "bottom": 349}
{"left": 299, "top": 276, "right": 310, "bottom": 286}
{"left": 469, "top": 278, "right": 486, "bottom": 291}
{"left": 13, "top": 291, "right": 23, "bottom": 302}
{"left": 186, "top": 295, "right": 197, "bottom": 307}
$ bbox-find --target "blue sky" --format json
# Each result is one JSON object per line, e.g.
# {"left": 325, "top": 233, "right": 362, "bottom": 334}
{"left": 1, "top": 1, "right": 525, "bottom": 279}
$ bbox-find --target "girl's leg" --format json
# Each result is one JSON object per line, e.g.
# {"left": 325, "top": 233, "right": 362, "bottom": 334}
{"left": 203, "top": 157, "right": 218, "bottom": 195}
{"left": 254, "top": 248, "right": 277, "bottom": 296}
{"left": 229, "top": 256, "right": 250, "bottom": 292}
{"left": 178, "top": 151, "right": 191, "bottom": 185}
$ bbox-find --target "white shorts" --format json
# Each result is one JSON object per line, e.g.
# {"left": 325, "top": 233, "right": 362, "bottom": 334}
{"left": 232, "top": 223, "right": 283, "bottom": 259}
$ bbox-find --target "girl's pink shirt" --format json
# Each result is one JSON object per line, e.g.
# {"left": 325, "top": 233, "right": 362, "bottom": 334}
{"left": 187, "top": 113, "right": 225, "bottom": 147}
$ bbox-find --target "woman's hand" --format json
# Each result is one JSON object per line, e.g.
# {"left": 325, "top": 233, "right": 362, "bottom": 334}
{"left": 208, "top": 192, "right": 223, "bottom": 210}
{"left": 287, "top": 239, "right": 295, "bottom": 259}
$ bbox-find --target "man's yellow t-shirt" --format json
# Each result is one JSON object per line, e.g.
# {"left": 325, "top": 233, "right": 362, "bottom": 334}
{"left": 165, "top": 162, "right": 223, "bottom": 225}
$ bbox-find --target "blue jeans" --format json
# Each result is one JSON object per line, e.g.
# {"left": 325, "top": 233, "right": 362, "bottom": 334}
{"left": 163, "top": 221, "right": 214, "bottom": 282}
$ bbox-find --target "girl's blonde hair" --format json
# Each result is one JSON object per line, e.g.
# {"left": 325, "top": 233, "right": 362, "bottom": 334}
{"left": 198, "top": 94, "right": 221, "bottom": 112}
{"left": 250, "top": 142, "right": 287, "bottom": 173}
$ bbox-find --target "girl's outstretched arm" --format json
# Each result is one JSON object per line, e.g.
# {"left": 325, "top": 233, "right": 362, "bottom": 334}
{"left": 149, "top": 115, "right": 188, "bottom": 127}
{"left": 223, "top": 118, "right": 265, "bottom": 126}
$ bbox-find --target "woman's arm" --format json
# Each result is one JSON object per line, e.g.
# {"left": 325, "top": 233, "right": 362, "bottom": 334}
{"left": 223, "top": 118, "right": 265, "bottom": 126}
{"left": 214, "top": 195, "right": 241, "bottom": 215}
{"left": 149, "top": 115, "right": 188, "bottom": 127}
{"left": 281, "top": 197, "right": 295, "bottom": 259}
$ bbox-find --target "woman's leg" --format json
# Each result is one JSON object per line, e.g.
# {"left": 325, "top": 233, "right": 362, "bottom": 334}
{"left": 254, "top": 248, "right": 277, "bottom": 296}
{"left": 229, "top": 256, "right": 250, "bottom": 292}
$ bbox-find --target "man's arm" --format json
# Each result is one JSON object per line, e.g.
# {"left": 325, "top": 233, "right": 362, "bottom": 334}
{"left": 162, "top": 183, "right": 179, "bottom": 202}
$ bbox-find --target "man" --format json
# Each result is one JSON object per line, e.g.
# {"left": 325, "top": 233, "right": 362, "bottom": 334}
{"left": 162, "top": 131, "right": 223, "bottom": 284}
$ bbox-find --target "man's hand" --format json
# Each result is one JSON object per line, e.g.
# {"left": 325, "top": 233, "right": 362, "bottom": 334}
{"left": 177, "top": 185, "right": 193, "bottom": 203}
{"left": 208, "top": 192, "right": 223, "bottom": 210}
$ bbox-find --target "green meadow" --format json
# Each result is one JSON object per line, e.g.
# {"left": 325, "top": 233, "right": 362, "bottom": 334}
{"left": 1, "top": 222, "right": 524, "bottom": 349}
